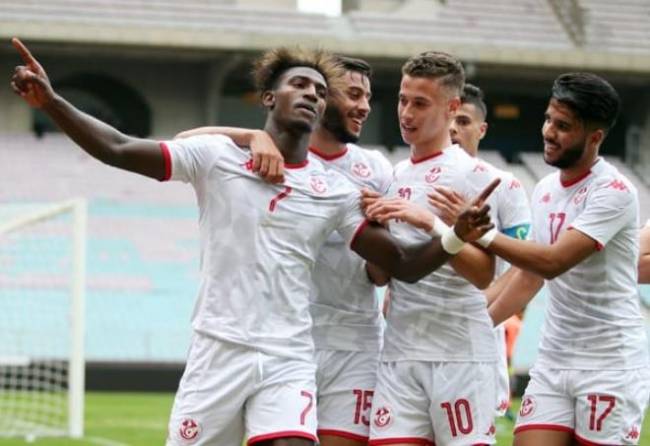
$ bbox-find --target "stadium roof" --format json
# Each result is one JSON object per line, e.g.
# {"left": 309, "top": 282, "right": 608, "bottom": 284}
{"left": 1, "top": 0, "right": 649, "bottom": 74}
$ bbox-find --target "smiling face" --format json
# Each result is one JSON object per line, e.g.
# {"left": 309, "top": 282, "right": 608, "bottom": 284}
{"left": 450, "top": 102, "right": 487, "bottom": 157}
{"left": 263, "top": 66, "right": 328, "bottom": 133}
{"left": 398, "top": 74, "right": 458, "bottom": 151}
{"left": 542, "top": 98, "right": 593, "bottom": 169}
{"left": 321, "top": 70, "right": 371, "bottom": 143}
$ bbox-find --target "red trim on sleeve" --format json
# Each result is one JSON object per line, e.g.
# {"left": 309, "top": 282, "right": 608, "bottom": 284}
{"left": 318, "top": 429, "right": 368, "bottom": 442}
{"left": 560, "top": 169, "right": 591, "bottom": 188}
{"left": 567, "top": 226, "right": 604, "bottom": 251}
{"left": 309, "top": 145, "right": 348, "bottom": 161}
{"left": 369, "top": 437, "right": 435, "bottom": 446}
{"left": 410, "top": 150, "right": 443, "bottom": 164}
{"left": 247, "top": 431, "right": 318, "bottom": 445}
{"left": 514, "top": 424, "right": 574, "bottom": 435}
{"left": 159, "top": 142, "right": 172, "bottom": 181}
{"left": 574, "top": 433, "right": 611, "bottom": 446}
{"left": 349, "top": 219, "right": 370, "bottom": 248}
{"left": 285, "top": 159, "right": 309, "bottom": 169}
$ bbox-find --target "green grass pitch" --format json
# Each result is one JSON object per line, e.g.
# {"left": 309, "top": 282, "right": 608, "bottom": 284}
{"left": 0, "top": 393, "right": 647, "bottom": 445}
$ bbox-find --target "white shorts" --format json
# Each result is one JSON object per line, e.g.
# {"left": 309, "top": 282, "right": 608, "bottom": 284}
{"left": 166, "top": 332, "right": 318, "bottom": 446}
{"left": 494, "top": 324, "right": 510, "bottom": 416}
{"left": 369, "top": 361, "right": 497, "bottom": 446}
{"left": 315, "top": 349, "right": 380, "bottom": 442}
{"left": 515, "top": 366, "right": 650, "bottom": 445}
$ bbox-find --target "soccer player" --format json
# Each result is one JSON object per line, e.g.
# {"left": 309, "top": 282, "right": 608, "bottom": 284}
{"left": 486, "top": 73, "right": 650, "bottom": 446}
{"left": 444, "top": 83, "right": 531, "bottom": 419}
{"left": 640, "top": 220, "right": 650, "bottom": 283}
{"left": 10, "top": 39, "right": 496, "bottom": 446}
{"left": 176, "top": 56, "right": 391, "bottom": 446}
{"left": 363, "top": 51, "right": 502, "bottom": 446}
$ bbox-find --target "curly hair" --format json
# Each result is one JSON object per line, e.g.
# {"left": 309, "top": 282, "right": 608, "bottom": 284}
{"left": 252, "top": 47, "right": 343, "bottom": 96}
{"left": 402, "top": 51, "right": 465, "bottom": 96}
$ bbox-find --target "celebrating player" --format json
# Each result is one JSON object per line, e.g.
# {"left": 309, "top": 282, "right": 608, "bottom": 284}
{"left": 364, "top": 51, "right": 502, "bottom": 446}
{"left": 178, "top": 55, "right": 393, "bottom": 446}
{"left": 487, "top": 73, "right": 650, "bottom": 446}
{"left": 10, "top": 38, "right": 497, "bottom": 446}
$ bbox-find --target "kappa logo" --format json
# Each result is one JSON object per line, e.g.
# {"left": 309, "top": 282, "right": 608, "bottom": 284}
{"left": 373, "top": 406, "right": 393, "bottom": 429}
{"left": 608, "top": 179, "right": 628, "bottom": 192}
{"left": 473, "top": 162, "right": 488, "bottom": 173}
{"left": 310, "top": 176, "right": 328, "bottom": 194}
{"left": 540, "top": 192, "right": 551, "bottom": 204}
{"left": 573, "top": 186, "right": 588, "bottom": 205}
{"left": 485, "top": 423, "right": 496, "bottom": 436}
{"left": 352, "top": 162, "right": 372, "bottom": 178}
{"left": 519, "top": 396, "right": 536, "bottom": 418}
{"left": 425, "top": 166, "right": 442, "bottom": 184}
{"left": 179, "top": 418, "right": 201, "bottom": 443}
{"left": 626, "top": 424, "right": 640, "bottom": 440}
{"left": 497, "top": 399, "right": 509, "bottom": 412}
{"left": 509, "top": 179, "right": 522, "bottom": 190}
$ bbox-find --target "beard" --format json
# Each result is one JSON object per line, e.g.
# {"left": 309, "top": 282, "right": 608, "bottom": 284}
{"left": 544, "top": 138, "right": 586, "bottom": 169}
{"left": 321, "top": 104, "right": 359, "bottom": 144}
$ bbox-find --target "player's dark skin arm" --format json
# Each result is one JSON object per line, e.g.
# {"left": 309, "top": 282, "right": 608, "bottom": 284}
{"left": 351, "top": 181, "right": 498, "bottom": 283}
{"left": 10, "top": 37, "right": 167, "bottom": 180}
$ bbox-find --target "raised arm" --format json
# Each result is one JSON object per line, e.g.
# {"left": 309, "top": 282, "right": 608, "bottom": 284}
{"left": 10, "top": 38, "right": 165, "bottom": 180}
{"left": 176, "top": 126, "right": 285, "bottom": 183}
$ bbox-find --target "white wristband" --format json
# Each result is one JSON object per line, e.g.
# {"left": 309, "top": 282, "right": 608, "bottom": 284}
{"left": 441, "top": 227, "right": 465, "bottom": 255}
{"left": 428, "top": 216, "right": 450, "bottom": 237}
{"left": 476, "top": 228, "right": 498, "bottom": 248}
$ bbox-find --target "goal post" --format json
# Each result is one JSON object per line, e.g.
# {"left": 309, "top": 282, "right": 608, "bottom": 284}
{"left": 0, "top": 199, "right": 87, "bottom": 439}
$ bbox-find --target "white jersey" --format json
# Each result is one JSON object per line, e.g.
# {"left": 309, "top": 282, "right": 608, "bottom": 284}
{"left": 161, "top": 135, "right": 366, "bottom": 361}
{"left": 474, "top": 159, "right": 532, "bottom": 274}
{"left": 531, "top": 158, "right": 648, "bottom": 369}
{"left": 308, "top": 144, "right": 393, "bottom": 352}
{"left": 382, "top": 145, "right": 499, "bottom": 362}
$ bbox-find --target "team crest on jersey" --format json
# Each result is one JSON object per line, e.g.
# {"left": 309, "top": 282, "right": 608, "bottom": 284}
{"left": 573, "top": 186, "right": 588, "bottom": 205}
{"left": 178, "top": 418, "right": 201, "bottom": 443}
{"left": 373, "top": 406, "right": 393, "bottom": 429}
{"left": 519, "top": 396, "right": 536, "bottom": 418}
{"left": 309, "top": 176, "right": 328, "bottom": 194}
{"left": 425, "top": 166, "right": 442, "bottom": 183}
{"left": 540, "top": 192, "right": 551, "bottom": 204}
{"left": 241, "top": 158, "right": 254, "bottom": 172}
{"left": 625, "top": 424, "right": 640, "bottom": 440}
{"left": 509, "top": 179, "right": 522, "bottom": 190}
{"left": 352, "top": 162, "right": 372, "bottom": 178}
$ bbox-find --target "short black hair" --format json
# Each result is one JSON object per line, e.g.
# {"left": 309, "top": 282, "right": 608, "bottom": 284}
{"left": 551, "top": 72, "right": 621, "bottom": 132}
{"left": 333, "top": 55, "right": 372, "bottom": 80}
{"left": 461, "top": 83, "right": 487, "bottom": 120}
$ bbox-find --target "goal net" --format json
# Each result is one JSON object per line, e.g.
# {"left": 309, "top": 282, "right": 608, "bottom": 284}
{"left": 0, "top": 199, "right": 86, "bottom": 439}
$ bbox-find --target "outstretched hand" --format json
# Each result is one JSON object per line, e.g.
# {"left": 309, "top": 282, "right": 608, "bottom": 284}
{"left": 10, "top": 37, "right": 54, "bottom": 108}
{"left": 453, "top": 178, "right": 500, "bottom": 242}
{"left": 427, "top": 186, "right": 467, "bottom": 226}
